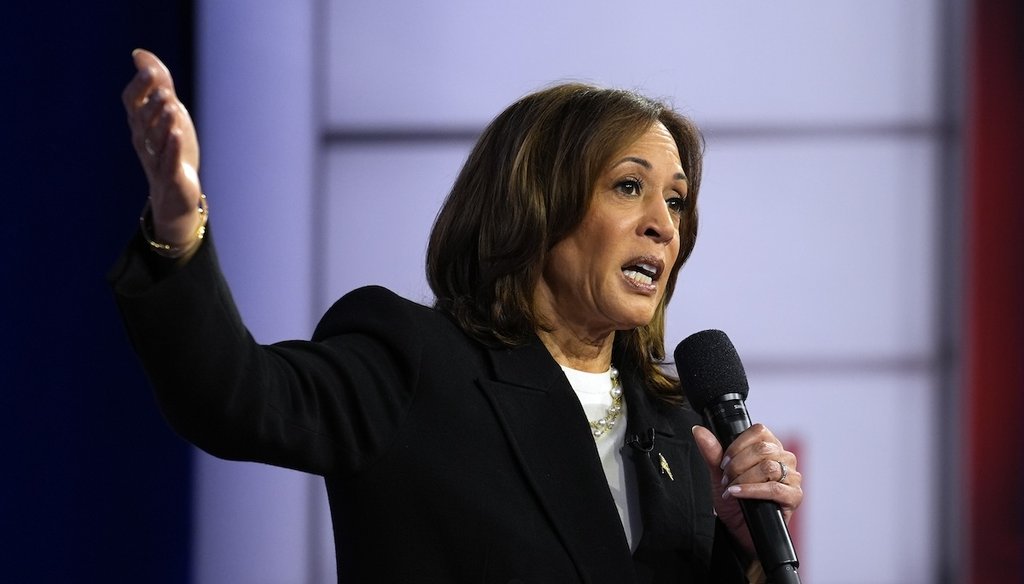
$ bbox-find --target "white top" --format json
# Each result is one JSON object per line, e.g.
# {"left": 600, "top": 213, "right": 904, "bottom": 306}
{"left": 560, "top": 365, "right": 642, "bottom": 551}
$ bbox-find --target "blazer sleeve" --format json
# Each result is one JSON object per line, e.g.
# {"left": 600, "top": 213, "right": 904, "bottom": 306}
{"left": 109, "top": 230, "right": 423, "bottom": 477}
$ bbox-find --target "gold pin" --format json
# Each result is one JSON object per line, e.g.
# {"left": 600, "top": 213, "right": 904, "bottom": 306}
{"left": 658, "top": 453, "right": 674, "bottom": 481}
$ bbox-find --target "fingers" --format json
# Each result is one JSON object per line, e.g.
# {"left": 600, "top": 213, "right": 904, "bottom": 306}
{"left": 122, "top": 49, "right": 175, "bottom": 115}
{"left": 724, "top": 461, "right": 803, "bottom": 498}
{"left": 122, "top": 50, "right": 199, "bottom": 170}
{"left": 727, "top": 457, "right": 797, "bottom": 486}
{"left": 718, "top": 423, "right": 803, "bottom": 516}
{"left": 140, "top": 91, "right": 179, "bottom": 168}
{"left": 693, "top": 423, "right": 804, "bottom": 559}
{"left": 693, "top": 424, "right": 798, "bottom": 488}
{"left": 123, "top": 49, "right": 181, "bottom": 160}
{"left": 131, "top": 49, "right": 176, "bottom": 97}
{"left": 121, "top": 64, "right": 154, "bottom": 113}
{"left": 721, "top": 424, "right": 794, "bottom": 482}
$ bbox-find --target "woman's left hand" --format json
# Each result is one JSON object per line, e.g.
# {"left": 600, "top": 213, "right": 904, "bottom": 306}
{"left": 691, "top": 423, "right": 803, "bottom": 561}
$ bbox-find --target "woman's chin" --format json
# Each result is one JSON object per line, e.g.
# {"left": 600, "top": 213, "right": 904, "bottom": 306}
{"left": 611, "top": 308, "right": 659, "bottom": 331}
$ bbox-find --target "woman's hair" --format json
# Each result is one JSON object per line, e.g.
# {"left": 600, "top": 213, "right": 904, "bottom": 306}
{"left": 426, "top": 82, "right": 703, "bottom": 404}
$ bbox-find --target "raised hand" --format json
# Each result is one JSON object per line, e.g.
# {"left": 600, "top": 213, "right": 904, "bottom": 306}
{"left": 121, "top": 49, "right": 203, "bottom": 252}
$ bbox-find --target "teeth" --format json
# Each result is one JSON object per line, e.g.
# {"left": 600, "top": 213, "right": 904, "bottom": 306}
{"left": 623, "top": 269, "right": 653, "bottom": 286}
{"left": 637, "top": 263, "right": 657, "bottom": 276}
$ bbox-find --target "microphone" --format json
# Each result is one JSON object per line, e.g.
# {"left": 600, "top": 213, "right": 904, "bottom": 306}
{"left": 625, "top": 427, "right": 656, "bottom": 454}
{"left": 675, "top": 330, "right": 801, "bottom": 584}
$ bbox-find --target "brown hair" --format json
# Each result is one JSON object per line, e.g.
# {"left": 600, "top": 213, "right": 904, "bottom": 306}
{"left": 426, "top": 83, "right": 703, "bottom": 403}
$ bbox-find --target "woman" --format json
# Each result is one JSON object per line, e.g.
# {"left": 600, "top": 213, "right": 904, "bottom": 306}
{"left": 114, "top": 49, "right": 802, "bottom": 583}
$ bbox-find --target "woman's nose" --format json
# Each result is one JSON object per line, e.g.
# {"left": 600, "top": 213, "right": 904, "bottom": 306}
{"left": 640, "top": 197, "right": 676, "bottom": 244}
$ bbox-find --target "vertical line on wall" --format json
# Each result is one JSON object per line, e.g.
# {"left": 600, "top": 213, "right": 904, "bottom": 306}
{"left": 307, "top": 0, "right": 332, "bottom": 582}
{"left": 310, "top": 1, "right": 328, "bottom": 321}
{"left": 934, "top": 1, "right": 968, "bottom": 583}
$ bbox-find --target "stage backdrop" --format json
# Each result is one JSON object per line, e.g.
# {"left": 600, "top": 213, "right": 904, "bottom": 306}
{"left": 196, "top": 1, "right": 962, "bottom": 583}
{"left": 2, "top": 2, "right": 194, "bottom": 582}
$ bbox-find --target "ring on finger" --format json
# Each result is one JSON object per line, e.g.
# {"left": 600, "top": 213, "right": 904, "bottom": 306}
{"left": 144, "top": 137, "right": 156, "bottom": 156}
{"left": 777, "top": 460, "right": 789, "bottom": 484}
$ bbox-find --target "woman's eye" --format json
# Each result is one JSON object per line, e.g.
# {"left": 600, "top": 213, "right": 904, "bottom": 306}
{"left": 616, "top": 178, "right": 642, "bottom": 196}
{"left": 666, "top": 195, "right": 688, "bottom": 214}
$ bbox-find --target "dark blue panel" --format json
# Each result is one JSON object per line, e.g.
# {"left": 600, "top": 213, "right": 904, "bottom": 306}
{"left": 0, "top": 2, "right": 194, "bottom": 582}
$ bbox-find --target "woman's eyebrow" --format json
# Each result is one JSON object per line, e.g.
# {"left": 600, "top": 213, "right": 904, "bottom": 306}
{"left": 613, "top": 156, "right": 688, "bottom": 182}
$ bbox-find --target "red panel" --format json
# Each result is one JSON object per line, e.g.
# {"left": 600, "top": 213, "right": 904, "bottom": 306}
{"left": 965, "top": 1, "right": 1024, "bottom": 581}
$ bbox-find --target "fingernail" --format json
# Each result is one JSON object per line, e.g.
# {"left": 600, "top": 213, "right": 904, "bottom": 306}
{"left": 720, "top": 475, "right": 729, "bottom": 486}
{"left": 132, "top": 48, "right": 142, "bottom": 57}
{"left": 720, "top": 455, "right": 731, "bottom": 470}
{"left": 727, "top": 485, "right": 742, "bottom": 496}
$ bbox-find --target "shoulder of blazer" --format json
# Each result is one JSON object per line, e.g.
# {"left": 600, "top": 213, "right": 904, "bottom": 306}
{"left": 311, "top": 285, "right": 458, "bottom": 342}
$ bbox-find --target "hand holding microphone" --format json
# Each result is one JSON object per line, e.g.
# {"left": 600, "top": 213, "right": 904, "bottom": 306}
{"left": 676, "top": 330, "right": 803, "bottom": 584}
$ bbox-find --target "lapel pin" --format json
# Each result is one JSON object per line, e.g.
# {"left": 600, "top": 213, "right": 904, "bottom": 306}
{"left": 658, "top": 452, "right": 674, "bottom": 481}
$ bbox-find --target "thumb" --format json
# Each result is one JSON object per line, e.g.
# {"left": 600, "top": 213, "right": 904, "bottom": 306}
{"left": 691, "top": 425, "right": 726, "bottom": 482}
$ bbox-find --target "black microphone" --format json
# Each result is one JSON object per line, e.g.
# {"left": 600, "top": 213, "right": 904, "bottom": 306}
{"left": 675, "top": 330, "right": 801, "bottom": 584}
{"left": 625, "top": 427, "right": 656, "bottom": 454}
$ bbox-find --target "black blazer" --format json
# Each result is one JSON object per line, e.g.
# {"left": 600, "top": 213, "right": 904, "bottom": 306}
{"left": 111, "top": 234, "right": 747, "bottom": 583}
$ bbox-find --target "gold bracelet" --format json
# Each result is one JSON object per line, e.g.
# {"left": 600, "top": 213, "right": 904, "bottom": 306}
{"left": 139, "top": 193, "right": 209, "bottom": 259}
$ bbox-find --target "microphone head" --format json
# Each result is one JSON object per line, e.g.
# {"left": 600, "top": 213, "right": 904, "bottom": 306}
{"left": 674, "top": 329, "right": 749, "bottom": 411}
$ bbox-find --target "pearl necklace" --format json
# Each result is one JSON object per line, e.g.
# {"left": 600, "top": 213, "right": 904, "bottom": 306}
{"left": 589, "top": 366, "right": 623, "bottom": 439}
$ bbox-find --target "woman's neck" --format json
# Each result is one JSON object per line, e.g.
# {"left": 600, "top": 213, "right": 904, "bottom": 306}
{"left": 536, "top": 325, "right": 614, "bottom": 373}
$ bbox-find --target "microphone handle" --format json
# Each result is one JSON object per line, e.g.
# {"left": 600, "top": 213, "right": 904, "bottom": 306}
{"left": 705, "top": 396, "right": 801, "bottom": 584}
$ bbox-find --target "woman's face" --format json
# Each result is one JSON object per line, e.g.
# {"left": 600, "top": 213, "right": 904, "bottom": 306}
{"left": 534, "top": 121, "right": 686, "bottom": 339}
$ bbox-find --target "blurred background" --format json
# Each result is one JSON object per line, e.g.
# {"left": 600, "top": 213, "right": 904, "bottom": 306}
{"left": 4, "top": 1, "right": 1020, "bottom": 582}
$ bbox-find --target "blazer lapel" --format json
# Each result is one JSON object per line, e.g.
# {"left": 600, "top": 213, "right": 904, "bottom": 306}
{"left": 619, "top": 366, "right": 713, "bottom": 559}
{"left": 476, "top": 338, "right": 637, "bottom": 584}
